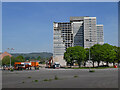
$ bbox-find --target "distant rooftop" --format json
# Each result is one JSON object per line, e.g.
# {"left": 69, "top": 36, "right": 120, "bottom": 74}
{"left": 70, "top": 16, "right": 96, "bottom": 22}
{"left": 70, "top": 16, "right": 85, "bottom": 21}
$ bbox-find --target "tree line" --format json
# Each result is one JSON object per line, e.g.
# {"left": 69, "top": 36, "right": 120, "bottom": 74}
{"left": 64, "top": 43, "right": 120, "bottom": 68}
{"left": 2, "top": 55, "right": 49, "bottom": 66}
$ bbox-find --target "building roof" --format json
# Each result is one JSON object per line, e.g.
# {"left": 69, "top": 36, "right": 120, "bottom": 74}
{"left": 0, "top": 51, "right": 12, "bottom": 60}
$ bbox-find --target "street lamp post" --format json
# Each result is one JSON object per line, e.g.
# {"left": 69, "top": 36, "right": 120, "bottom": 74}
{"left": 86, "top": 39, "right": 92, "bottom": 71}
{"left": 7, "top": 48, "right": 14, "bottom": 68}
{"left": 89, "top": 45, "right": 91, "bottom": 71}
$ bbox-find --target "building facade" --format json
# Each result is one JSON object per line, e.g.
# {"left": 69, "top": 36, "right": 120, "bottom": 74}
{"left": 53, "top": 16, "right": 104, "bottom": 66}
{"left": 96, "top": 25, "right": 104, "bottom": 45}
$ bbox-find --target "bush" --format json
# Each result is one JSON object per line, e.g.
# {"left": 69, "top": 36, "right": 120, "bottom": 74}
{"left": 10, "top": 69, "right": 14, "bottom": 72}
{"left": 34, "top": 80, "right": 38, "bottom": 82}
{"left": 74, "top": 75, "right": 78, "bottom": 78}
{"left": 43, "top": 78, "right": 52, "bottom": 81}
{"left": 28, "top": 76, "right": 31, "bottom": 79}
{"left": 43, "top": 79, "right": 49, "bottom": 81}
{"left": 22, "top": 81, "right": 25, "bottom": 83}
{"left": 89, "top": 70, "right": 95, "bottom": 72}
{"left": 49, "top": 79, "right": 52, "bottom": 81}
{"left": 54, "top": 75, "right": 59, "bottom": 80}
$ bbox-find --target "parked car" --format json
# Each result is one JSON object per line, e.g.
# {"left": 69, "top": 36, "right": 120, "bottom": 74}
{"left": 97, "top": 65, "right": 109, "bottom": 67}
{"left": 3, "top": 65, "right": 10, "bottom": 70}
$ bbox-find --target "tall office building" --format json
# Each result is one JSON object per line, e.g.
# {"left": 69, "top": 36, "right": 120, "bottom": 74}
{"left": 96, "top": 25, "right": 104, "bottom": 45}
{"left": 53, "top": 16, "right": 104, "bottom": 66}
{"left": 53, "top": 22, "right": 73, "bottom": 65}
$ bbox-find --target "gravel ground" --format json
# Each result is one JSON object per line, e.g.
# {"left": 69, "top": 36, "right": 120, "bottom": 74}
{"left": 2, "top": 68, "right": 118, "bottom": 88}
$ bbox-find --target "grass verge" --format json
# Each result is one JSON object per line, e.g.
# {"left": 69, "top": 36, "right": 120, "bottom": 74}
{"left": 65, "top": 66, "right": 114, "bottom": 69}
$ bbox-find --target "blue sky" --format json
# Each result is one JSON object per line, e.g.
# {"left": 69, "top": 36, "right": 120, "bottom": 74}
{"left": 2, "top": 2, "right": 118, "bottom": 53}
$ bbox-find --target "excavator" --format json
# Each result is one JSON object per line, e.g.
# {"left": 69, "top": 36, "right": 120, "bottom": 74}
{"left": 46, "top": 56, "right": 60, "bottom": 69}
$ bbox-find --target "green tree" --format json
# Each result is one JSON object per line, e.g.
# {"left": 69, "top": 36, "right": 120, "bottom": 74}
{"left": 0, "top": 60, "right": 2, "bottom": 66}
{"left": 2, "top": 56, "right": 10, "bottom": 65}
{"left": 64, "top": 47, "right": 74, "bottom": 67}
{"left": 101, "top": 43, "right": 116, "bottom": 66}
{"left": 64, "top": 46, "right": 86, "bottom": 68}
{"left": 91, "top": 44, "right": 103, "bottom": 67}
{"left": 37, "top": 56, "right": 41, "bottom": 60}
{"left": 30, "top": 56, "right": 36, "bottom": 60}
{"left": 2, "top": 56, "right": 16, "bottom": 66}
{"left": 113, "top": 46, "right": 120, "bottom": 65}
{"left": 25, "top": 57, "right": 30, "bottom": 61}
{"left": 117, "top": 47, "right": 120, "bottom": 64}
{"left": 84, "top": 48, "right": 89, "bottom": 67}
{"left": 11, "top": 56, "right": 16, "bottom": 65}
{"left": 72, "top": 46, "right": 86, "bottom": 68}
{"left": 16, "top": 55, "right": 25, "bottom": 62}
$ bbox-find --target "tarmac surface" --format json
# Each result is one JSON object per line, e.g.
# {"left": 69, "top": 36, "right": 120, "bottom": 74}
{"left": 2, "top": 68, "right": 118, "bottom": 88}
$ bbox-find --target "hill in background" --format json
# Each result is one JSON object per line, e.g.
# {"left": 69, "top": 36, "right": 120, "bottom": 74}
{"left": 11, "top": 52, "right": 53, "bottom": 59}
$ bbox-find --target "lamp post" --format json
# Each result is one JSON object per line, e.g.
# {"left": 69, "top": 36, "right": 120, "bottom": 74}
{"left": 86, "top": 39, "right": 92, "bottom": 71}
{"left": 7, "top": 48, "right": 14, "bottom": 68}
